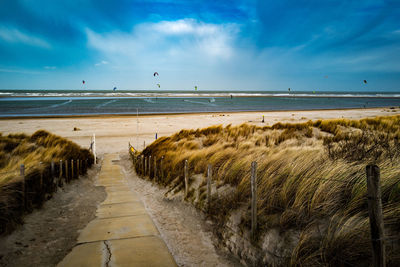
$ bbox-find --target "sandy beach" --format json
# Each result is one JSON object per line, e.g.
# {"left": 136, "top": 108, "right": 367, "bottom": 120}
{"left": 1, "top": 108, "right": 399, "bottom": 155}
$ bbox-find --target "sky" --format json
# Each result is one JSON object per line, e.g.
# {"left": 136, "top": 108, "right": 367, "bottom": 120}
{"left": 0, "top": 0, "right": 399, "bottom": 91}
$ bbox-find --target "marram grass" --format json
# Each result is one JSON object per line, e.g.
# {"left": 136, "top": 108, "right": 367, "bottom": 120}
{"left": 135, "top": 115, "right": 400, "bottom": 266}
{"left": 0, "top": 130, "right": 93, "bottom": 234}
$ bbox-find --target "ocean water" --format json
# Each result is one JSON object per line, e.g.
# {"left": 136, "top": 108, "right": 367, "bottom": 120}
{"left": 0, "top": 90, "right": 399, "bottom": 117}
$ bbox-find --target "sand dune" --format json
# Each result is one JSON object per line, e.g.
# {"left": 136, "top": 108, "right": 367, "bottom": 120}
{"left": 0, "top": 108, "right": 398, "bottom": 155}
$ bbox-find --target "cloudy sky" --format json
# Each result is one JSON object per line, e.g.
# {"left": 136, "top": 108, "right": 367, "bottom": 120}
{"left": 0, "top": 0, "right": 399, "bottom": 91}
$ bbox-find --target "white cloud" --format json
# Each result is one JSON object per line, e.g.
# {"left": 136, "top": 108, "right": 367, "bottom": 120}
{"left": 0, "top": 68, "right": 42, "bottom": 74}
{"left": 44, "top": 66, "right": 57, "bottom": 70}
{"left": 0, "top": 26, "right": 51, "bottom": 48}
{"left": 153, "top": 19, "right": 220, "bottom": 36}
{"left": 86, "top": 19, "right": 240, "bottom": 62}
{"left": 94, "top": 60, "right": 109, "bottom": 66}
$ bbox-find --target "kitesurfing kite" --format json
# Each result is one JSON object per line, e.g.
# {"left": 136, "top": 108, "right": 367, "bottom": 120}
{"left": 113, "top": 87, "right": 117, "bottom": 91}
{"left": 153, "top": 72, "right": 159, "bottom": 77}
{"left": 194, "top": 86, "right": 198, "bottom": 91}
{"left": 82, "top": 80, "right": 85, "bottom": 84}
{"left": 288, "top": 88, "right": 291, "bottom": 92}
{"left": 157, "top": 84, "right": 160, "bottom": 88}
{"left": 363, "top": 80, "right": 367, "bottom": 84}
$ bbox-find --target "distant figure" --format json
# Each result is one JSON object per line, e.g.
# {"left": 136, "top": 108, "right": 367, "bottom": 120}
{"left": 262, "top": 115, "right": 265, "bottom": 123}
{"left": 230, "top": 95, "right": 233, "bottom": 99}
{"left": 155, "top": 133, "right": 158, "bottom": 140}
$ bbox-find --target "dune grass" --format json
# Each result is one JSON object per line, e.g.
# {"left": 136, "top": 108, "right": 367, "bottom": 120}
{"left": 0, "top": 130, "right": 94, "bottom": 234}
{"left": 133, "top": 115, "right": 400, "bottom": 266}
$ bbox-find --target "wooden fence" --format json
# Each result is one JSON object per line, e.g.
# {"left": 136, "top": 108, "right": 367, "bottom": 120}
{"left": 0, "top": 157, "right": 94, "bottom": 235}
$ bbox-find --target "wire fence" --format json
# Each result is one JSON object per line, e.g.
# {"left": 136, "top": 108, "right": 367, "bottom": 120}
{"left": 129, "top": 142, "right": 398, "bottom": 266}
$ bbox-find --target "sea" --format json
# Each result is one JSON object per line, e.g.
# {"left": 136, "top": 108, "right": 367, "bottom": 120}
{"left": 0, "top": 89, "right": 399, "bottom": 117}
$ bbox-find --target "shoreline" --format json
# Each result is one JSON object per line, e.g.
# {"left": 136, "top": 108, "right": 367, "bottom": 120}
{"left": 0, "top": 106, "right": 395, "bottom": 120}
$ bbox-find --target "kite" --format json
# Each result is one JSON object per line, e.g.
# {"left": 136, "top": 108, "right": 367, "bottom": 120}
{"left": 157, "top": 84, "right": 160, "bottom": 88}
{"left": 153, "top": 72, "right": 159, "bottom": 77}
{"left": 113, "top": 87, "right": 117, "bottom": 91}
{"left": 288, "top": 88, "right": 291, "bottom": 92}
{"left": 194, "top": 86, "right": 198, "bottom": 91}
{"left": 82, "top": 80, "right": 85, "bottom": 84}
{"left": 363, "top": 80, "right": 367, "bottom": 84}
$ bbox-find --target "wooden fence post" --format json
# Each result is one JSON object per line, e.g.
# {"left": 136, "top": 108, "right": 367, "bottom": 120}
{"left": 160, "top": 156, "right": 164, "bottom": 182}
{"left": 39, "top": 162, "right": 44, "bottom": 202}
{"left": 93, "top": 133, "right": 96, "bottom": 164}
{"left": 20, "top": 164, "right": 25, "bottom": 211}
{"left": 77, "top": 159, "right": 80, "bottom": 177}
{"left": 71, "top": 159, "right": 74, "bottom": 180}
{"left": 207, "top": 164, "right": 212, "bottom": 211}
{"left": 59, "top": 160, "right": 63, "bottom": 186}
{"left": 51, "top": 161, "right": 55, "bottom": 192}
{"left": 139, "top": 156, "right": 141, "bottom": 175}
{"left": 251, "top": 161, "right": 258, "bottom": 241}
{"left": 39, "top": 161, "right": 43, "bottom": 190}
{"left": 149, "top": 155, "right": 152, "bottom": 178}
{"left": 145, "top": 157, "right": 148, "bottom": 176}
{"left": 154, "top": 156, "right": 157, "bottom": 181}
{"left": 65, "top": 160, "right": 69, "bottom": 183}
{"left": 184, "top": 160, "right": 188, "bottom": 198}
{"left": 366, "top": 165, "right": 386, "bottom": 267}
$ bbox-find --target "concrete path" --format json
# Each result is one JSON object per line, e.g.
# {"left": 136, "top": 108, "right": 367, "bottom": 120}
{"left": 58, "top": 154, "right": 177, "bottom": 267}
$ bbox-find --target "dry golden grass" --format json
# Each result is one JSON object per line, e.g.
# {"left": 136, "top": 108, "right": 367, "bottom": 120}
{"left": 134, "top": 115, "right": 400, "bottom": 266}
{"left": 0, "top": 130, "right": 94, "bottom": 234}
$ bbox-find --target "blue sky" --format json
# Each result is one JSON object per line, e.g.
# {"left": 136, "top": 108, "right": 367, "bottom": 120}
{"left": 0, "top": 0, "right": 399, "bottom": 91}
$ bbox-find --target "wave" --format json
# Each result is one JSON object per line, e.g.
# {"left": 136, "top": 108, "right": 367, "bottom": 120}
{"left": 143, "top": 98, "right": 155, "bottom": 103}
{"left": 183, "top": 99, "right": 217, "bottom": 106}
{"left": 48, "top": 99, "right": 72, "bottom": 108}
{"left": 95, "top": 99, "right": 118, "bottom": 108}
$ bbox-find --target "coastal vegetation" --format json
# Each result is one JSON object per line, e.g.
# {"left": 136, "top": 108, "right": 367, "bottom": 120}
{"left": 0, "top": 130, "right": 93, "bottom": 234}
{"left": 134, "top": 115, "right": 400, "bottom": 266}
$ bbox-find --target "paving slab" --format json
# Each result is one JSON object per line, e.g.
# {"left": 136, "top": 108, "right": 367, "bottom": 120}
{"left": 77, "top": 215, "right": 159, "bottom": 243}
{"left": 95, "top": 181, "right": 125, "bottom": 187}
{"left": 97, "top": 202, "right": 146, "bottom": 219}
{"left": 102, "top": 191, "right": 140, "bottom": 205}
{"left": 57, "top": 241, "right": 104, "bottom": 267}
{"left": 104, "top": 186, "right": 132, "bottom": 193}
{"left": 110, "top": 236, "right": 177, "bottom": 267}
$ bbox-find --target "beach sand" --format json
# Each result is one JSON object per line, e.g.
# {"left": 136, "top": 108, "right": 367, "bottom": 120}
{"left": 1, "top": 108, "right": 399, "bottom": 155}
